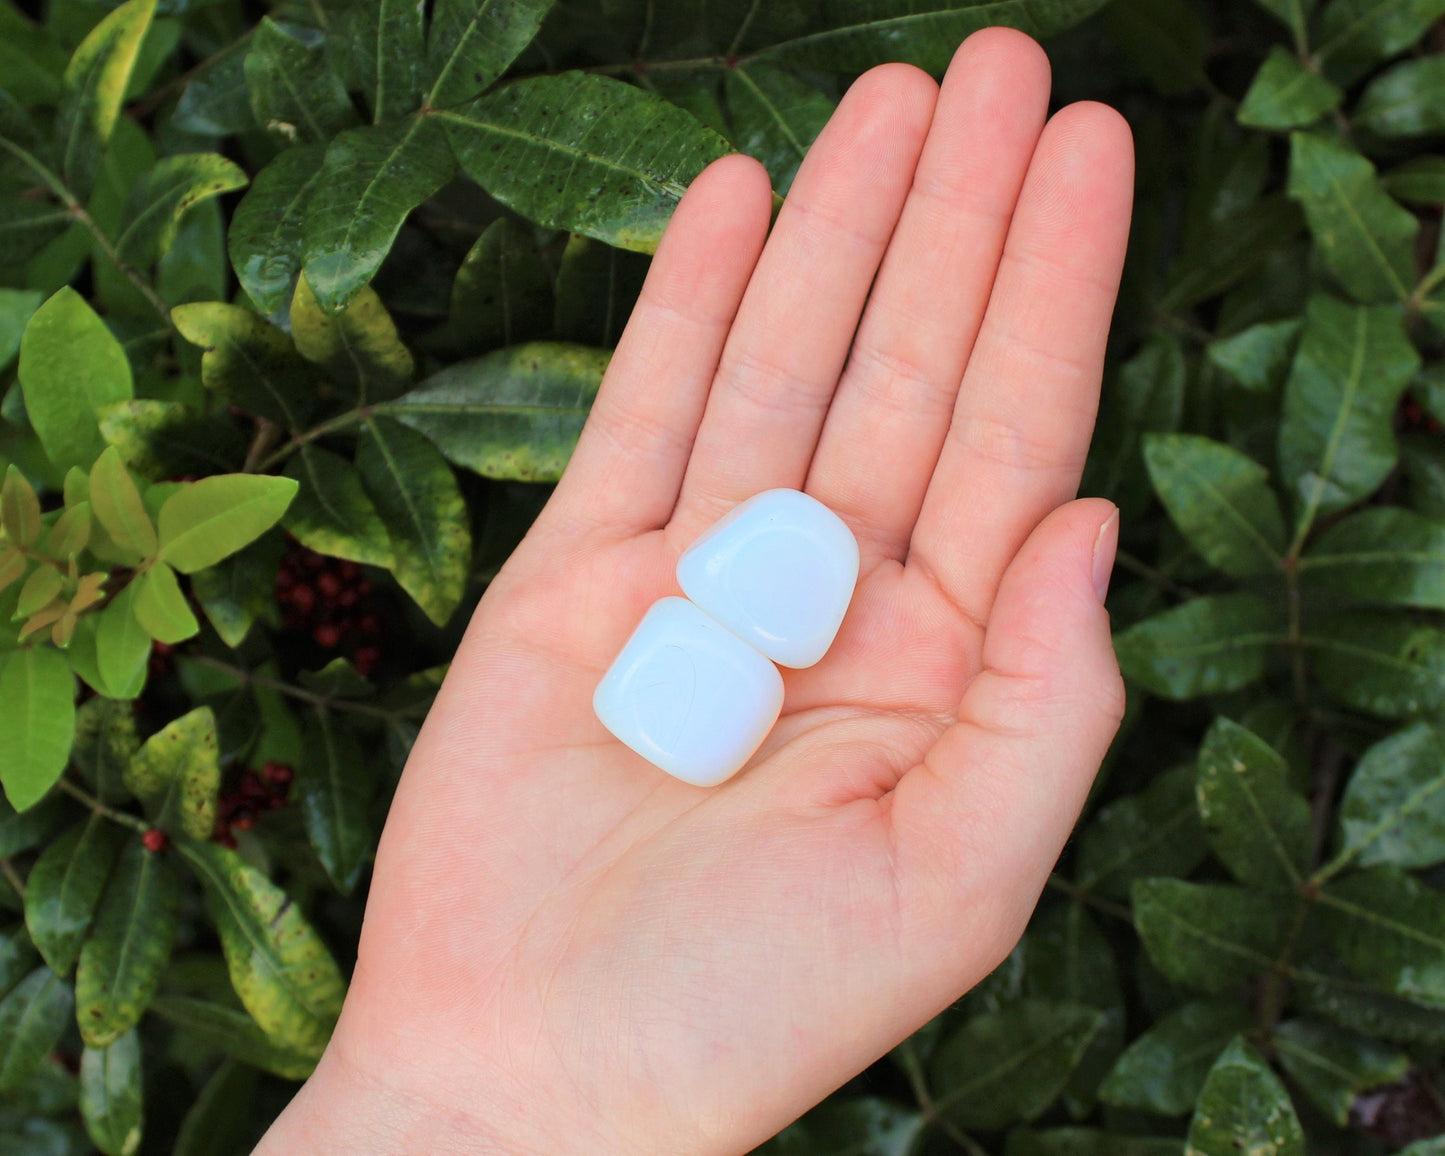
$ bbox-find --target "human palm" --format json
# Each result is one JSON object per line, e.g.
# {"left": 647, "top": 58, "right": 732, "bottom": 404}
{"left": 258, "top": 28, "right": 1135, "bottom": 1156}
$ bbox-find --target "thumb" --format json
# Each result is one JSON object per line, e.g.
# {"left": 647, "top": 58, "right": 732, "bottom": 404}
{"left": 893, "top": 497, "right": 1125, "bottom": 961}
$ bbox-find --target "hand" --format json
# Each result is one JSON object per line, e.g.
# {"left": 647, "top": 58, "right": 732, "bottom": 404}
{"left": 256, "top": 28, "right": 1135, "bottom": 1155}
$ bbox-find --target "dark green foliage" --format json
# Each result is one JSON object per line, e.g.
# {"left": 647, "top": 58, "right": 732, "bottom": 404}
{"left": 2, "top": 0, "right": 1445, "bottom": 1150}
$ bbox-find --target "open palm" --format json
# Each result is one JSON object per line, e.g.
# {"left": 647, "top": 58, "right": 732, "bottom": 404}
{"left": 259, "top": 28, "right": 1135, "bottom": 1156}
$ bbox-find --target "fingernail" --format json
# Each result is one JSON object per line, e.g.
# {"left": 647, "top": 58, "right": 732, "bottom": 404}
{"left": 1091, "top": 508, "right": 1120, "bottom": 604}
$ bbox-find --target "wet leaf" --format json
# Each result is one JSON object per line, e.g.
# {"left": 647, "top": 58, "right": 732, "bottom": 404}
{"left": 244, "top": 19, "right": 356, "bottom": 145}
{"left": 114, "top": 152, "right": 247, "bottom": 268}
{"left": 1114, "top": 593, "right": 1283, "bottom": 700}
{"left": 295, "top": 710, "right": 372, "bottom": 894}
{"left": 1100, "top": 1000, "right": 1253, "bottom": 1115}
{"left": 1337, "top": 724, "right": 1445, "bottom": 871}
{"left": 1273, "top": 1019, "right": 1408, "bottom": 1126}
{"left": 290, "top": 273, "right": 413, "bottom": 403}
{"left": 1301, "top": 507, "right": 1445, "bottom": 611}
{"left": 1076, "top": 766, "right": 1208, "bottom": 900}
{"left": 1309, "top": 612, "right": 1445, "bottom": 719}
{"left": 1320, "top": 867, "right": 1445, "bottom": 1009}
{"left": 1185, "top": 1037, "right": 1304, "bottom": 1156}
{"left": 78, "top": 1029, "right": 142, "bottom": 1156}
{"left": 0, "top": 968, "right": 72, "bottom": 1092}
{"left": 23, "top": 815, "right": 125, "bottom": 974}
{"left": 227, "top": 145, "right": 327, "bottom": 313}
{"left": 1132, "top": 879, "right": 1289, "bottom": 993}
{"left": 1237, "top": 47, "right": 1342, "bottom": 130}
{"left": 124, "top": 706, "right": 218, "bottom": 840}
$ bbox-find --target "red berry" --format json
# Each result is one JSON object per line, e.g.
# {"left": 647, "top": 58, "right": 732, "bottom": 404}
{"left": 275, "top": 570, "right": 295, "bottom": 591}
{"left": 233, "top": 814, "right": 255, "bottom": 831}
{"left": 303, "top": 553, "right": 325, "bottom": 571}
{"left": 338, "top": 588, "right": 359, "bottom": 607}
{"left": 359, "top": 614, "right": 380, "bottom": 634}
{"left": 153, "top": 641, "right": 173, "bottom": 656}
{"left": 268, "top": 795, "right": 286, "bottom": 810}
{"left": 339, "top": 561, "right": 361, "bottom": 581}
{"left": 240, "top": 771, "right": 267, "bottom": 799}
{"left": 141, "top": 828, "right": 168, "bottom": 853}
{"left": 314, "top": 623, "right": 342, "bottom": 648}
{"left": 354, "top": 645, "right": 381, "bottom": 676}
{"left": 262, "top": 762, "right": 293, "bottom": 787}
{"left": 290, "top": 585, "right": 316, "bottom": 614}
{"left": 355, "top": 578, "right": 371, "bottom": 596}
{"left": 317, "top": 572, "right": 342, "bottom": 597}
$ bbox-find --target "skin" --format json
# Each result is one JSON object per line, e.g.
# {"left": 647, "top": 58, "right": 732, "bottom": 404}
{"left": 255, "top": 29, "right": 1136, "bottom": 1155}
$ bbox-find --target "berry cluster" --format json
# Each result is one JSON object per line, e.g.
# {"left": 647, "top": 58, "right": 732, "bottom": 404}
{"left": 212, "top": 761, "right": 293, "bottom": 849}
{"left": 1399, "top": 394, "right": 1443, "bottom": 434}
{"left": 275, "top": 543, "right": 383, "bottom": 675}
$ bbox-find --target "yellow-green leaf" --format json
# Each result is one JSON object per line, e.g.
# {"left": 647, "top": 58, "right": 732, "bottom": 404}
{"left": 156, "top": 475, "right": 298, "bottom": 573}
{"left": 130, "top": 563, "right": 197, "bottom": 645}
{"left": 123, "top": 706, "right": 217, "bottom": 840}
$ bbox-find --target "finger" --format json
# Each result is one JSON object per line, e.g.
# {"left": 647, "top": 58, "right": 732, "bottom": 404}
{"left": 804, "top": 29, "right": 1051, "bottom": 562}
{"left": 544, "top": 154, "right": 773, "bottom": 538}
{"left": 909, "top": 103, "right": 1134, "bottom": 624}
{"left": 892, "top": 499, "right": 1124, "bottom": 957}
{"left": 669, "top": 64, "right": 937, "bottom": 542}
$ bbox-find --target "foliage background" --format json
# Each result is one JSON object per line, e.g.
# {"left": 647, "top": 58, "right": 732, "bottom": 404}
{"left": 2, "top": 0, "right": 1445, "bottom": 1152}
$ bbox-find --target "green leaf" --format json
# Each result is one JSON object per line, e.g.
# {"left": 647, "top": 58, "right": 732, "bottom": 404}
{"left": 0, "top": 200, "right": 74, "bottom": 267}
{"left": 355, "top": 417, "right": 470, "bottom": 625}
{"left": 334, "top": 0, "right": 425, "bottom": 122}
{"left": 379, "top": 342, "right": 608, "bottom": 482}
{"left": 147, "top": 995, "right": 315, "bottom": 1080}
{"left": 1316, "top": 0, "right": 1445, "bottom": 79}
{"left": 929, "top": 1001, "right": 1103, "bottom": 1131}
{"left": 0, "top": 467, "right": 41, "bottom": 548}
{"left": 244, "top": 19, "right": 357, "bottom": 145}
{"left": 1005, "top": 1130, "right": 1182, "bottom": 1156}
{"left": 171, "top": 1059, "right": 257, "bottom": 1156}
{"left": 1207, "top": 319, "right": 1301, "bottom": 393}
{"left": 1309, "top": 612, "right": 1445, "bottom": 719}
{"left": 1076, "top": 766, "right": 1208, "bottom": 901}
{"left": 71, "top": 698, "right": 136, "bottom": 806}
{"left": 1250, "top": 0, "right": 1317, "bottom": 42}
{"left": 724, "top": 63, "right": 833, "bottom": 193}
{"left": 291, "top": 273, "right": 413, "bottom": 403}
{"left": 1358, "top": 56, "right": 1445, "bottom": 137}
{"left": 54, "top": 0, "right": 158, "bottom": 201}
{"left": 1277, "top": 294, "right": 1419, "bottom": 527}
{"left": 1272, "top": 1019, "right": 1408, "bottom": 1126}
{"left": 425, "top": 0, "right": 553, "bottom": 107}
{"left": 296, "top": 710, "right": 372, "bottom": 895}
{"left": 1319, "top": 867, "right": 1445, "bottom": 1008}
{"left": 1237, "top": 47, "right": 1343, "bottom": 130}
{"left": 0, "top": 648, "right": 75, "bottom": 812}
{"left": 97, "top": 401, "right": 247, "bottom": 483}
{"left": 75, "top": 837, "right": 177, "bottom": 1048}
{"left": 16, "top": 565, "right": 62, "bottom": 618}
{"left": 1114, "top": 593, "right": 1282, "bottom": 701}
{"left": 1185, "top": 1037, "right": 1304, "bottom": 1156}
{"left": 227, "top": 145, "right": 327, "bottom": 314}
{"left": 78, "top": 1030, "right": 141, "bottom": 1156}
{"left": 1196, "top": 717, "right": 1311, "bottom": 890}
{"left": 1296, "top": 958, "right": 1445, "bottom": 1043}
{"left": 430, "top": 217, "right": 554, "bottom": 357}
{"left": 0, "top": 968, "right": 72, "bottom": 1092}
{"left": 172, "top": 35, "right": 254, "bottom": 136}
{"left": 0, "top": 795, "right": 65, "bottom": 860}
{"left": 89, "top": 447, "right": 156, "bottom": 560}
{"left": 1132, "top": 879, "right": 1289, "bottom": 993}
{"left": 553, "top": 233, "right": 648, "bottom": 349}
{"left": 18, "top": 288, "right": 134, "bottom": 473}
{"left": 753, "top": 1097, "right": 924, "bottom": 1156}
{"left": 0, "top": 289, "right": 42, "bottom": 374}
{"left": 1381, "top": 156, "right": 1445, "bottom": 206}
{"left": 92, "top": 586, "right": 150, "bottom": 701}
{"left": 1286, "top": 134, "right": 1419, "bottom": 304}
{"left": 23, "top": 816, "right": 125, "bottom": 974}
{"left": 129, "top": 564, "right": 197, "bottom": 645}
{"left": 282, "top": 446, "right": 394, "bottom": 569}
{"left": 1300, "top": 507, "right": 1445, "bottom": 610}
{"left": 1142, "top": 434, "right": 1285, "bottom": 577}
{"left": 1337, "top": 724, "right": 1445, "bottom": 871}
{"left": 1103, "top": 0, "right": 1206, "bottom": 96}
{"left": 156, "top": 475, "right": 298, "bottom": 574}
{"left": 176, "top": 841, "right": 344, "bottom": 1059}
{"left": 124, "top": 706, "right": 218, "bottom": 840}
{"left": 1100, "top": 1000, "right": 1253, "bottom": 1116}
{"left": 754, "top": 0, "right": 1111, "bottom": 73}
{"left": 114, "top": 153, "right": 248, "bottom": 268}
{"left": 0, "top": 1, "right": 66, "bottom": 105}
{"left": 440, "top": 72, "right": 730, "bottom": 254}
{"left": 170, "top": 303, "right": 318, "bottom": 428}
{"left": 1082, "top": 334, "right": 1186, "bottom": 514}
{"left": 0, "top": 927, "right": 38, "bottom": 1001}
{"left": 189, "top": 535, "right": 281, "bottom": 649}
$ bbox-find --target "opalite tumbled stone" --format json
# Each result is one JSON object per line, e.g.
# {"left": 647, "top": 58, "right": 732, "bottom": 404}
{"left": 676, "top": 488, "right": 860, "bottom": 669}
{"left": 592, "top": 597, "right": 785, "bottom": 787}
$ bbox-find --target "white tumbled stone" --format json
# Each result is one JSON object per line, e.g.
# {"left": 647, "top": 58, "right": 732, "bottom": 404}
{"left": 676, "top": 488, "right": 860, "bottom": 669}
{"left": 592, "top": 596, "right": 785, "bottom": 788}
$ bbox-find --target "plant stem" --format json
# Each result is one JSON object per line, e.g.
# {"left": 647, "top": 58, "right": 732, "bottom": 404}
{"left": 1258, "top": 897, "right": 1313, "bottom": 1033}
{"left": 255, "top": 407, "right": 372, "bottom": 472}
{"left": 1114, "top": 549, "right": 1199, "bottom": 601}
{"left": 1285, "top": 561, "right": 1308, "bottom": 707}
{"left": 187, "top": 654, "right": 419, "bottom": 722}
{"left": 1047, "top": 874, "right": 1134, "bottom": 922}
{"left": 56, "top": 778, "right": 150, "bottom": 832}
{"left": 0, "top": 858, "right": 23, "bottom": 900}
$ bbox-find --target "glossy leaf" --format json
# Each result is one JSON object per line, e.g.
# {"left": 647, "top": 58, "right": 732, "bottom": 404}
{"left": 1272, "top": 1019, "right": 1408, "bottom": 1125}
{"left": 227, "top": 145, "right": 327, "bottom": 314}
{"left": 1196, "top": 717, "right": 1311, "bottom": 889}
{"left": 1382, "top": 156, "right": 1445, "bottom": 206}
{"left": 177, "top": 841, "right": 345, "bottom": 1058}
{"left": 18, "top": 288, "right": 134, "bottom": 473}
{"left": 291, "top": 274, "right": 413, "bottom": 403}
{"left": 75, "top": 838, "right": 177, "bottom": 1048}
{"left": 1132, "top": 879, "right": 1288, "bottom": 993}
{"left": 335, "top": 0, "right": 425, "bottom": 122}
{"left": 172, "top": 35, "right": 254, "bottom": 136}
{"left": 1142, "top": 434, "right": 1285, "bottom": 577}
{"left": 1320, "top": 867, "right": 1445, "bottom": 1008}
{"left": 89, "top": 447, "right": 156, "bottom": 560}
{"left": 129, "top": 563, "right": 197, "bottom": 645}
{"left": 0, "top": 647, "right": 75, "bottom": 811}
{"left": 244, "top": 19, "right": 356, "bottom": 145}
{"left": 1358, "top": 56, "right": 1445, "bottom": 138}
{"left": 1207, "top": 319, "right": 1300, "bottom": 393}
{"left": 355, "top": 417, "right": 470, "bottom": 626}
{"left": 425, "top": 0, "right": 553, "bottom": 107}
{"left": 1309, "top": 612, "right": 1445, "bottom": 719}
{"left": 1337, "top": 724, "right": 1445, "bottom": 871}
{"left": 155, "top": 475, "right": 297, "bottom": 574}
{"left": 23, "top": 816, "right": 125, "bottom": 974}
{"left": 432, "top": 217, "right": 554, "bottom": 356}
{"left": 553, "top": 233, "right": 648, "bottom": 349}
{"left": 1099, "top": 1000, "right": 1253, "bottom": 1115}
{"left": 1237, "top": 47, "right": 1342, "bottom": 130}
{"left": 283, "top": 446, "right": 394, "bottom": 569}
{"left": 300, "top": 117, "right": 454, "bottom": 313}
{"left": 296, "top": 710, "right": 372, "bottom": 895}
{"left": 1315, "top": 0, "right": 1445, "bottom": 79}
{"left": 124, "top": 706, "right": 218, "bottom": 840}
{"left": 1113, "top": 593, "right": 1282, "bottom": 700}
{"left": 78, "top": 1030, "right": 142, "bottom": 1156}
{"left": 1076, "top": 766, "right": 1207, "bottom": 900}
{"left": 55, "top": 0, "right": 158, "bottom": 200}
{"left": 1287, "top": 134, "right": 1418, "bottom": 304}
{"left": 753, "top": 1097, "right": 924, "bottom": 1155}
{"left": 1185, "top": 1037, "right": 1303, "bottom": 1156}
{"left": 725, "top": 63, "right": 833, "bottom": 192}
{"left": 114, "top": 153, "right": 248, "bottom": 268}
{"left": 1278, "top": 295, "right": 1419, "bottom": 527}
{"left": 0, "top": 968, "right": 72, "bottom": 1092}
{"left": 146, "top": 996, "right": 315, "bottom": 1079}
{"left": 380, "top": 342, "right": 607, "bottom": 482}
{"left": 189, "top": 535, "right": 282, "bottom": 649}
{"left": 441, "top": 72, "right": 730, "bottom": 254}
{"left": 1300, "top": 507, "right": 1445, "bottom": 610}
{"left": 170, "top": 303, "right": 318, "bottom": 428}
